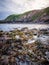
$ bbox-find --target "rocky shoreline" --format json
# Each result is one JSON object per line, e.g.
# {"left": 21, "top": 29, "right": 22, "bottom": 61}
{"left": 0, "top": 27, "right": 49, "bottom": 65}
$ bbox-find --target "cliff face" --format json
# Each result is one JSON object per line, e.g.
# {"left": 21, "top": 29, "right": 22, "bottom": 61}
{"left": 1, "top": 7, "right": 49, "bottom": 23}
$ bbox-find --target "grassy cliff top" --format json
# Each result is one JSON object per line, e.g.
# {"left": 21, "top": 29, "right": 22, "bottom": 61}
{"left": 4, "top": 7, "right": 49, "bottom": 22}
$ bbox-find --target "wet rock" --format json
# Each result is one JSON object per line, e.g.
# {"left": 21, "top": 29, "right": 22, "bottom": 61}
{"left": 45, "top": 51, "right": 49, "bottom": 61}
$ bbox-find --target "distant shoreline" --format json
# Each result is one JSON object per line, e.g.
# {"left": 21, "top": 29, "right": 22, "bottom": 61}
{"left": 0, "top": 22, "right": 49, "bottom": 24}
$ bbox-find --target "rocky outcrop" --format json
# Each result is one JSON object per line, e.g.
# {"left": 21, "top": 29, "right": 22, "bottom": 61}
{"left": 0, "top": 7, "right": 49, "bottom": 24}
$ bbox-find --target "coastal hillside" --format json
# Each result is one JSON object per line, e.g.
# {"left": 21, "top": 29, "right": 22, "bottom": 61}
{"left": 0, "top": 7, "right": 49, "bottom": 23}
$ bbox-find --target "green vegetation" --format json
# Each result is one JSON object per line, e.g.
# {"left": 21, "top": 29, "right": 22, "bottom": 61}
{"left": 1, "top": 7, "right": 49, "bottom": 23}
{"left": 5, "top": 14, "right": 21, "bottom": 21}
{"left": 5, "top": 10, "right": 33, "bottom": 21}
{"left": 44, "top": 7, "right": 49, "bottom": 15}
{"left": 32, "top": 12, "right": 43, "bottom": 20}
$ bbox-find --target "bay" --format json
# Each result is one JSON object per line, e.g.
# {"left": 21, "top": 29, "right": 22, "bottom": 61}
{"left": 0, "top": 24, "right": 49, "bottom": 31}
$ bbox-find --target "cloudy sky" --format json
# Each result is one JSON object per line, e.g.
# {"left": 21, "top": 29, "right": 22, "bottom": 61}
{"left": 0, "top": 0, "right": 49, "bottom": 20}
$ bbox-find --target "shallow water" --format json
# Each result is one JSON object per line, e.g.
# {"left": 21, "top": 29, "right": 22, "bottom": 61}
{"left": 0, "top": 24, "right": 49, "bottom": 31}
